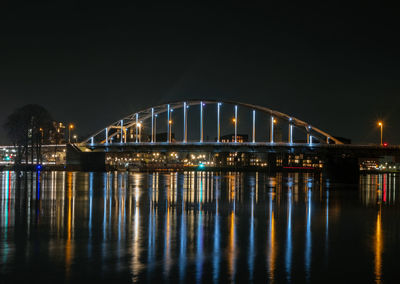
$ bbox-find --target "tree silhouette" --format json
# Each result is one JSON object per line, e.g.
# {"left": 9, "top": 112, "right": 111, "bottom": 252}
{"left": 3, "top": 104, "right": 55, "bottom": 166}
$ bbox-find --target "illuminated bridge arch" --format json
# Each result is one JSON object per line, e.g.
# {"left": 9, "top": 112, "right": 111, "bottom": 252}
{"left": 82, "top": 100, "right": 343, "bottom": 145}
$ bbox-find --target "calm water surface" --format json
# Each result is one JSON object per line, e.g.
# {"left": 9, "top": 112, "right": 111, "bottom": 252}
{"left": 0, "top": 171, "right": 399, "bottom": 283}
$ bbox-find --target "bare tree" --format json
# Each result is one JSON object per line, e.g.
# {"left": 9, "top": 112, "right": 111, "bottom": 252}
{"left": 3, "top": 104, "right": 55, "bottom": 167}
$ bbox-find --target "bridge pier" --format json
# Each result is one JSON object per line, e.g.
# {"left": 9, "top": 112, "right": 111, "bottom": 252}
{"left": 323, "top": 154, "right": 359, "bottom": 184}
{"left": 66, "top": 144, "right": 106, "bottom": 171}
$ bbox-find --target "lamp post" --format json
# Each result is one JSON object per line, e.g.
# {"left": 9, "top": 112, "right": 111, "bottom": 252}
{"left": 73, "top": 134, "right": 77, "bottom": 143}
{"left": 135, "top": 113, "right": 139, "bottom": 143}
{"left": 169, "top": 120, "right": 173, "bottom": 142}
{"left": 154, "top": 114, "right": 157, "bottom": 142}
{"left": 378, "top": 122, "right": 383, "bottom": 146}
{"left": 234, "top": 105, "right": 238, "bottom": 142}
{"left": 232, "top": 118, "right": 237, "bottom": 142}
{"left": 39, "top": 128, "right": 43, "bottom": 144}
{"left": 137, "top": 122, "right": 142, "bottom": 142}
{"left": 68, "top": 123, "right": 74, "bottom": 143}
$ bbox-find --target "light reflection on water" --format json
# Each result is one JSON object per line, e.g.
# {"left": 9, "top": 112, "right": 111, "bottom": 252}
{"left": 0, "top": 171, "right": 400, "bottom": 282}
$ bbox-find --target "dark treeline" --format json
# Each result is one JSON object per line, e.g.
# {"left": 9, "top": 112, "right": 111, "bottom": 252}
{"left": 3, "top": 104, "right": 63, "bottom": 167}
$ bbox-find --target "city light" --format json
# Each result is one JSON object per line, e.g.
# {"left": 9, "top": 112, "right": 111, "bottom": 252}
{"left": 169, "top": 120, "right": 173, "bottom": 142}
{"left": 68, "top": 123, "right": 74, "bottom": 143}
{"left": 378, "top": 121, "right": 383, "bottom": 146}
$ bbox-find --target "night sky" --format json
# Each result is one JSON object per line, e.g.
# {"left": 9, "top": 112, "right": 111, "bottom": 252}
{"left": 1, "top": 2, "right": 399, "bottom": 144}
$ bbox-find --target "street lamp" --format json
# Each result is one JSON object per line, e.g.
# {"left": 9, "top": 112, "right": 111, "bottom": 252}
{"left": 73, "top": 134, "right": 77, "bottom": 143}
{"left": 39, "top": 128, "right": 44, "bottom": 144}
{"left": 137, "top": 122, "right": 142, "bottom": 142}
{"left": 68, "top": 123, "right": 74, "bottom": 143}
{"left": 232, "top": 118, "right": 237, "bottom": 142}
{"left": 378, "top": 121, "right": 383, "bottom": 146}
{"left": 169, "top": 120, "right": 172, "bottom": 142}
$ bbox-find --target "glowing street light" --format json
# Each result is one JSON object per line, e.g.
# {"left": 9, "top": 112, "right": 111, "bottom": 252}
{"left": 137, "top": 122, "right": 142, "bottom": 142}
{"left": 378, "top": 121, "right": 383, "bottom": 146}
{"left": 135, "top": 113, "right": 139, "bottom": 143}
{"left": 234, "top": 105, "right": 238, "bottom": 142}
{"left": 68, "top": 123, "right": 74, "bottom": 143}
{"left": 232, "top": 118, "right": 237, "bottom": 142}
{"left": 39, "top": 128, "right": 44, "bottom": 144}
{"left": 169, "top": 120, "right": 173, "bottom": 142}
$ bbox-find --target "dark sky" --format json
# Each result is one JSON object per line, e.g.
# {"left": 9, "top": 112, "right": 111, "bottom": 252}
{"left": 1, "top": 1, "right": 399, "bottom": 144}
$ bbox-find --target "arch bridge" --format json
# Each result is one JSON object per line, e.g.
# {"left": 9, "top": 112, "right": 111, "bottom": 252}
{"left": 82, "top": 100, "right": 342, "bottom": 147}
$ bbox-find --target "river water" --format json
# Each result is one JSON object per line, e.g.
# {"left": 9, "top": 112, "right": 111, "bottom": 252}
{"left": 0, "top": 171, "right": 399, "bottom": 283}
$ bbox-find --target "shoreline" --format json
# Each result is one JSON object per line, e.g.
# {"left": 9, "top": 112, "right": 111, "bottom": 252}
{"left": 0, "top": 163, "right": 397, "bottom": 174}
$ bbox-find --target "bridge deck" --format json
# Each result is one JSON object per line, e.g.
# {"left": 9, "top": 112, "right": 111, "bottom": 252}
{"left": 79, "top": 142, "right": 400, "bottom": 157}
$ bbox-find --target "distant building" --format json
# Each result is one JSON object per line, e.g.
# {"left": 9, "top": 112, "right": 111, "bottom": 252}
{"left": 220, "top": 134, "right": 248, "bottom": 143}
{"left": 49, "top": 122, "right": 66, "bottom": 144}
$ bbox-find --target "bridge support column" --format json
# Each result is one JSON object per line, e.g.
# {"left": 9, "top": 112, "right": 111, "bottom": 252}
{"left": 151, "top": 108, "right": 154, "bottom": 143}
{"left": 234, "top": 105, "right": 238, "bottom": 142}
{"left": 167, "top": 104, "right": 171, "bottom": 143}
{"left": 288, "top": 123, "right": 293, "bottom": 144}
{"left": 307, "top": 126, "right": 311, "bottom": 145}
{"left": 135, "top": 114, "right": 138, "bottom": 143}
{"left": 217, "top": 103, "right": 221, "bottom": 142}
{"left": 169, "top": 108, "right": 173, "bottom": 142}
{"left": 105, "top": 128, "right": 108, "bottom": 144}
{"left": 66, "top": 144, "right": 106, "bottom": 171}
{"left": 252, "top": 110, "right": 255, "bottom": 143}
{"left": 183, "top": 102, "right": 187, "bottom": 143}
{"left": 270, "top": 116, "right": 274, "bottom": 143}
{"left": 120, "top": 120, "right": 123, "bottom": 143}
{"left": 200, "top": 102, "right": 204, "bottom": 142}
